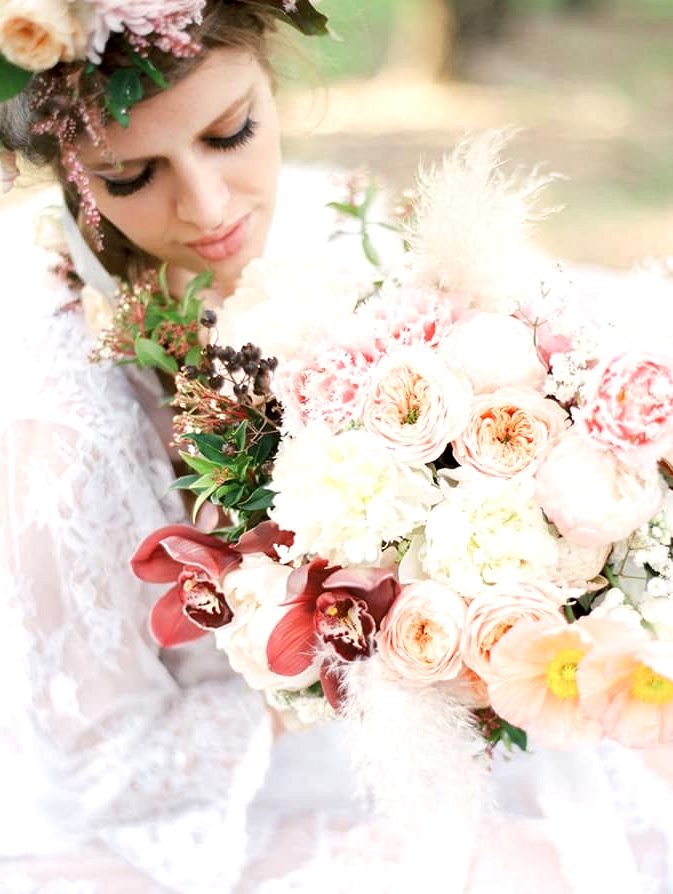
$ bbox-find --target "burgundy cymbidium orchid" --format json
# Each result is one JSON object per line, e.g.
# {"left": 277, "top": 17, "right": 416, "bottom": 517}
{"left": 131, "top": 521, "right": 294, "bottom": 647}
{"left": 266, "top": 558, "right": 400, "bottom": 708}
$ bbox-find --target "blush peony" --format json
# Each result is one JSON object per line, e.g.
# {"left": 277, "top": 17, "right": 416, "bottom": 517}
{"left": 0, "top": 0, "right": 81, "bottom": 70}
{"left": 362, "top": 345, "right": 472, "bottom": 465}
{"left": 452, "top": 386, "right": 568, "bottom": 477}
{"left": 377, "top": 580, "right": 467, "bottom": 683}
{"left": 536, "top": 429, "right": 665, "bottom": 547}
{"left": 576, "top": 352, "right": 673, "bottom": 468}
{"left": 438, "top": 312, "right": 547, "bottom": 395}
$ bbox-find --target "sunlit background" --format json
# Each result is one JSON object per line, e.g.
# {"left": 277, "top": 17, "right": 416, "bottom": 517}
{"left": 279, "top": 0, "right": 673, "bottom": 268}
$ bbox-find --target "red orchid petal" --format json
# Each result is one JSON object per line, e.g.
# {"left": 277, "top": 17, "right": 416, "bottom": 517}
{"left": 284, "top": 557, "right": 337, "bottom": 605}
{"left": 149, "top": 585, "right": 208, "bottom": 647}
{"left": 323, "top": 567, "right": 400, "bottom": 626}
{"left": 236, "top": 521, "right": 295, "bottom": 559}
{"left": 131, "top": 525, "right": 204, "bottom": 582}
{"left": 320, "top": 663, "right": 345, "bottom": 713}
{"left": 160, "top": 535, "right": 238, "bottom": 579}
{"left": 266, "top": 604, "right": 317, "bottom": 675}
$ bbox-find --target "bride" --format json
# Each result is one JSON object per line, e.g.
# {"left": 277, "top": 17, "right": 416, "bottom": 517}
{"left": 0, "top": 2, "right": 671, "bottom": 892}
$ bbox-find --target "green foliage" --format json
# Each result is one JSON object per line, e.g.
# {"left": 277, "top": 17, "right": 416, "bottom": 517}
{"left": 327, "top": 179, "right": 402, "bottom": 268}
{"left": 105, "top": 68, "right": 144, "bottom": 127}
{"left": 0, "top": 55, "right": 31, "bottom": 102}
{"left": 475, "top": 708, "right": 528, "bottom": 752}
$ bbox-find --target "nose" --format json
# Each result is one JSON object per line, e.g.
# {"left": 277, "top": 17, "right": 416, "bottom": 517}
{"left": 174, "top": 159, "right": 229, "bottom": 232}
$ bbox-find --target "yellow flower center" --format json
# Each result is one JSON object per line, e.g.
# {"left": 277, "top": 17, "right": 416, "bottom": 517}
{"left": 630, "top": 663, "right": 673, "bottom": 705}
{"left": 545, "top": 648, "right": 585, "bottom": 700}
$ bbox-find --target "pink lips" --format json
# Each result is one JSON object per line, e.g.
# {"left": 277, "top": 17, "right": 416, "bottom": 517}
{"left": 187, "top": 215, "right": 249, "bottom": 262}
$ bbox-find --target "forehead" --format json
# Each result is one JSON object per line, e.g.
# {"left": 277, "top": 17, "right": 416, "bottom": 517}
{"left": 79, "top": 48, "right": 265, "bottom": 164}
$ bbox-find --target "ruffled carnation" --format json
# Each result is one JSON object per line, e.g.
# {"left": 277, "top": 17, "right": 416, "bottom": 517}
{"left": 377, "top": 580, "right": 467, "bottom": 684}
{"left": 357, "top": 281, "right": 455, "bottom": 352}
{"left": 361, "top": 345, "right": 472, "bottom": 465}
{"left": 269, "top": 423, "right": 441, "bottom": 566}
{"left": 439, "top": 312, "right": 547, "bottom": 395}
{"left": 575, "top": 352, "right": 673, "bottom": 468}
{"left": 452, "top": 386, "right": 568, "bottom": 477}
{"left": 536, "top": 429, "right": 666, "bottom": 547}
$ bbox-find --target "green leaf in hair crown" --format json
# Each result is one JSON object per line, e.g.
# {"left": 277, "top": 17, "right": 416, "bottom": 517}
{"left": 249, "top": 0, "right": 330, "bottom": 36}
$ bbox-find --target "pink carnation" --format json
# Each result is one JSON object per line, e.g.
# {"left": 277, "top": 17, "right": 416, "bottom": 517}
{"left": 536, "top": 429, "right": 665, "bottom": 547}
{"left": 576, "top": 352, "right": 673, "bottom": 467}
{"left": 358, "top": 284, "right": 455, "bottom": 353}
{"left": 361, "top": 345, "right": 472, "bottom": 464}
{"left": 487, "top": 616, "right": 603, "bottom": 748}
{"left": 452, "top": 386, "right": 569, "bottom": 477}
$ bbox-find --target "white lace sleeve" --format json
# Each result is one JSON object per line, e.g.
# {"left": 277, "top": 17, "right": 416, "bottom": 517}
{"left": 0, "top": 260, "right": 272, "bottom": 893}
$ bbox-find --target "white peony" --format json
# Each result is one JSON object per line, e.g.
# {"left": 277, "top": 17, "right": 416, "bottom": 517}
{"left": 413, "top": 472, "right": 559, "bottom": 596}
{"left": 215, "top": 553, "right": 320, "bottom": 691}
{"left": 269, "top": 422, "right": 441, "bottom": 566}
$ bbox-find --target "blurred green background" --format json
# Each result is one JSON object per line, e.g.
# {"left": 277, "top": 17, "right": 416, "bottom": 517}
{"left": 280, "top": 0, "right": 673, "bottom": 268}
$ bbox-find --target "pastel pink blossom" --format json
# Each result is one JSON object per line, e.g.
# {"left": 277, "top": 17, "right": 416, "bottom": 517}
{"left": 577, "top": 618, "right": 673, "bottom": 747}
{"left": 536, "top": 429, "right": 665, "bottom": 547}
{"left": 461, "top": 581, "right": 568, "bottom": 682}
{"left": 84, "top": 0, "right": 204, "bottom": 61}
{"left": 438, "top": 312, "right": 547, "bottom": 394}
{"left": 487, "top": 616, "right": 603, "bottom": 748}
{"left": 273, "top": 327, "right": 378, "bottom": 435}
{"left": 576, "top": 352, "right": 673, "bottom": 467}
{"left": 377, "top": 580, "right": 467, "bottom": 684}
{"left": 452, "top": 386, "right": 569, "bottom": 477}
{"left": 361, "top": 345, "right": 472, "bottom": 464}
{"left": 358, "top": 283, "right": 455, "bottom": 353}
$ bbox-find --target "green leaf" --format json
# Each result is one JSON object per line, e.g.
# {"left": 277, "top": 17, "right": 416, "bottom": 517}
{"left": 238, "top": 487, "right": 274, "bottom": 512}
{"left": 502, "top": 722, "right": 528, "bottom": 752}
{"left": 233, "top": 422, "right": 248, "bottom": 452}
{"left": 185, "top": 345, "right": 202, "bottom": 368}
{"left": 325, "top": 201, "right": 360, "bottom": 219}
{"left": 361, "top": 231, "right": 381, "bottom": 268}
{"left": 249, "top": 430, "right": 280, "bottom": 466}
{"left": 183, "top": 270, "right": 213, "bottom": 306}
{"left": 170, "top": 473, "right": 202, "bottom": 490}
{"left": 105, "top": 69, "right": 144, "bottom": 127}
{"left": 261, "top": 0, "right": 330, "bottom": 36}
{"left": 134, "top": 335, "right": 178, "bottom": 374}
{"left": 178, "top": 451, "right": 219, "bottom": 475}
{"left": 189, "top": 432, "right": 227, "bottom": 459}
{"left": 191, "top": 484, "right": 219, "bottom": 523}
{"left": 127, "top": 45, "right": 167, "bottom": 88}
{"left": 0, "top": 55, "right": 31, "bottom": 102}
{"left": 220, "top": 484, "right": 247, "bottom": 508}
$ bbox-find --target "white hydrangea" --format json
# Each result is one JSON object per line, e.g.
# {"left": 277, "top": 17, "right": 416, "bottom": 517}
{"left": 411, "top": 471, "right": 559, "bottom": 596}
{"left": 269, "top": 423, "right": 441, "bottom": 566}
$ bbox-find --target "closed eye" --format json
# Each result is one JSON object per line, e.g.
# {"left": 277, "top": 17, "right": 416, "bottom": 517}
{"left": 103, "top": 162, "right": 156, "bottom": 198}
{"left": 206, "top": 117, "right": 258, "bottom": 151}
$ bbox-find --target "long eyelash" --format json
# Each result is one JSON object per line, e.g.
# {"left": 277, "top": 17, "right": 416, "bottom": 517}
{"left": 104, "top": 162, "right": 156, "bottom": 198}
{"left": 207, "top": 117, "right": 258, "bottom": 151}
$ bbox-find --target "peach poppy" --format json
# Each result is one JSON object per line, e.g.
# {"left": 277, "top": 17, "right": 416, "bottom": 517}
{"left": 487, "top": 617, "right": 603, "bottom": 748}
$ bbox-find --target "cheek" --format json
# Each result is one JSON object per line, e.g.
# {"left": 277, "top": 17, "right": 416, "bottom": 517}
{"left": 94, "top": 187, "right": 167, "bottom": 253}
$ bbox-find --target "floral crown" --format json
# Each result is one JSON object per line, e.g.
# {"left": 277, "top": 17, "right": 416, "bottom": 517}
{"left": 0, "top": 1, "right": 329, "bottom": 220}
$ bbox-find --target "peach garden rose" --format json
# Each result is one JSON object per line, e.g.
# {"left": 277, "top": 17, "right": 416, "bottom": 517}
{"left": 362, "top": 345, "right": 472, "bottom": 465}
{"left": 377, "top": 579, "right": 467, "bottom": 684}
{"left": 0, "top": 0, "right": 81, "bottom": 71}
{"left": 452, "top": 386, "right": 569, "bottom": 477}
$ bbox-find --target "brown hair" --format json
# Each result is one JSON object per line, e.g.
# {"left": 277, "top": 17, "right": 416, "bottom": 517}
{"left": 0, "top": 1, "right": 278, "bottom": 280}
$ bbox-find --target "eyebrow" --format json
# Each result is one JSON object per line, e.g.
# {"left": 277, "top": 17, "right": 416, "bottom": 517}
{"left": 84, "top": 86, "right": 255, "bottom": 175}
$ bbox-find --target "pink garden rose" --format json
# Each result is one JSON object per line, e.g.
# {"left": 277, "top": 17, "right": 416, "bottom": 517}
{"left": 577, "top": 618, "right": 673, "bottom": 747}
{"left": 487, "top": 616, "right": 603, "bottom": 748}
{"left": 461, "top": 581, "right": 568, "bottom": 682}
{"left": 362, "top": 345, "right": 472, "bottom": 464}
{"left": 536, "top": 429, "right": 665, "bottom": 547}
{"left": 452, "top": 386, "right": 569, "bottom": 477}
{"left": 438, "top": 312, "right": 547, "bottom": 395}
{"left": 377, "top": 580, "right": 467, "bottom": 684}
{"left": 576, "top": 352, "right": 673, "bottom": 467}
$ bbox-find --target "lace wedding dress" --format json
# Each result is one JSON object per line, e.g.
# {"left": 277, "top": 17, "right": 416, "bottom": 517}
{"left": 1, "top": 170, "right": 672, "bottom": 894}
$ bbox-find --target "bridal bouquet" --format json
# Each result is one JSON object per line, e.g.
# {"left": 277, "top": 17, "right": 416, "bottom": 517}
{"left": 107, "top": 133, "right": 673, "bottom": 830}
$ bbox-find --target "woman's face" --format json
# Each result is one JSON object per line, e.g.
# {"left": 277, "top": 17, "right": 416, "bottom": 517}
{"left": 79, "top": 48, "right": 281, "bottom": 296}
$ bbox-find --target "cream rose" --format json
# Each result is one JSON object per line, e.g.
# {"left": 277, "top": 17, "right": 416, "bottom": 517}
{"left": 362, "top": 345, "right": 472, "bottom": 464}
{"left": 215, "top": 554, "right": 321, "bottom": 691}
{"left": 461, "top": 581, "right": 568, "bottom": 681}
{"left": 439, "top": 312, "right": 547, "bottom": 394}
{"left": 452, "top": 386, "right": 569, "bottom": 477}
{"left": 377, "top": 580, "right": 466, "bottom": 683}
{"left": 81, "top": 285, "right": 114, "bottom": 338}
{"left": 0, "top": 0, "right": 80, "bottom": 71}
{"left": 536, "top": 429, "right": 666, "bottom": 547}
